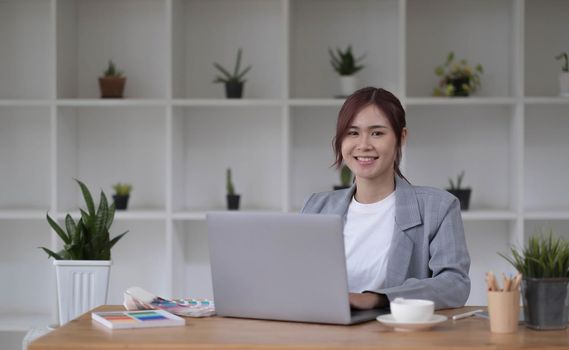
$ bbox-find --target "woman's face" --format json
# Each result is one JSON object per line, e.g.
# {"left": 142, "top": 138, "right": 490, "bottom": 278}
{"left": 340, "top": 104, "right": 405, "bottom": 184}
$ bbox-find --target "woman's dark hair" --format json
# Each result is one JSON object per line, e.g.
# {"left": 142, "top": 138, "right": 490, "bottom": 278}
{"left": 332, "top": 87, "right": 407, "bottom": 179}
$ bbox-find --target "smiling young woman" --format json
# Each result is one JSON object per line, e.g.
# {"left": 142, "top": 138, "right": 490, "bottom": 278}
{"left": 301, "top": 87, "right": 471, "bottom": 311}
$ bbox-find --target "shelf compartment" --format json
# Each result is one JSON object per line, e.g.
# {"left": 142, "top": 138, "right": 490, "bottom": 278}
{"left": 171, "top": 220, "right": 213, "bottom": 299}
{"left": 171, "top": 106, "right": 283, "bottom": 212}
{"left": 524, "top": 105, "right": 569, "bottom": 211}
{"left": 404, "top": 105, "right": 514, "bottom": 211}
{"left": 290, "top": 106, "right": 341, "bottom": 210}
{"left": 171, "top": 0, "right": 283, "bottom": 99}
{"left": 0, "top": 0, "right": 53, "bottom": 99}
{"left": 406, "top": 0, "right": 514, "bottom": 98}
{"left": 0, "top": 107, "right": 51, "bottom": 211}
{"left": 56, "top": 106, "right": 167, "bottom": 212}
{"left": 56, "top": 0, "right": 168, "bottom": 99}
{"left": 290, "top": 0, "right": 400, "bottom": 98}
{"left": 525, "top": 0, "right": 569, "bottom": 97}
{"left": 0, "top": 220, "right": 54, "bottom": 316}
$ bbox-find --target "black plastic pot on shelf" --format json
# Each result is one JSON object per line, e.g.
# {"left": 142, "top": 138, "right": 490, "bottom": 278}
{"left": 226, "top": 194, "right": 241, "bottom": 210}
{"left": 449, "top": 77, "right": 470, "bottom": 97}
{"left": 225, "top": 81, "right": 244, "bottom": 99}
{"left": 113, "top": 194, "right": 130, "bottom": 210}
{"left": 446, "top": 189, "right": 471, "bottom": 211}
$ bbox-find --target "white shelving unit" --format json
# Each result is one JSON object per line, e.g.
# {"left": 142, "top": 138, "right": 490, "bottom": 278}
{"left": 1, "top": 0, "right": 568, "bottom": 333}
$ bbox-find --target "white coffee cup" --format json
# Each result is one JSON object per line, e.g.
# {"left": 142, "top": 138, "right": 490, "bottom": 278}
{"left": 390, "top": 298, "right": 434, "bottom": 323}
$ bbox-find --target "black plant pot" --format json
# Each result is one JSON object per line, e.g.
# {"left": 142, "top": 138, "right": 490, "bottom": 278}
{"left": 333, "top": 185, "right": 351, "bottom": 190}
{"left": 113, "top": 194, "right": 130, "bottom": 210}
{"left": 449, "top": 77, "right": 470, "bottom": 97}
{"left": 225, "top": 81, "right": 244, "bottom": 99}
{"left": 226, "top": 194, "right": 241, "bottom": 210}
{"left": 522, "top": 278, "right": 569, "bottom": 330}
{"left": 446, "top": 189, "right": 471, "bottom": 211}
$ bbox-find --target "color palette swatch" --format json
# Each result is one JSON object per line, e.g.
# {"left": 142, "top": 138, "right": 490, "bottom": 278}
{"left": 92, "top": 310, "right": 185, "bottom": 329}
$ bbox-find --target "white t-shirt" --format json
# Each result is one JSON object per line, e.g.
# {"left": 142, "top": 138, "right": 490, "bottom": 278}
{"left": 343, "top": 191, "right": 396, "bottom": 293}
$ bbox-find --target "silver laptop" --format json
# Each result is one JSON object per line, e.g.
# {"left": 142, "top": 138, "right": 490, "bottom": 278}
{"left": 206, "top": 212, "right": 386, "bottom": 325}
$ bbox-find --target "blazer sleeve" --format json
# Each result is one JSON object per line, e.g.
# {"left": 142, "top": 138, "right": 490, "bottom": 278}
{"left": 372, "top": 197, "right": 471, "bottom": 309}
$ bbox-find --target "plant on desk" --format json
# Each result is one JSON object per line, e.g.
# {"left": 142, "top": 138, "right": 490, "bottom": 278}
{"left": 226, "top": 168, "right": 241, "bottom": 210}
{"left": 40, "top": 179, "right": 128, "bottom": 325}
{"left": 112, "top": 182, "right": 132, "bottom": 210}
{"left": 445, "top": 171, "right": 471, "bottom": 211}
{"left": 499, "top": 229, "right": 569, "bottom": 330}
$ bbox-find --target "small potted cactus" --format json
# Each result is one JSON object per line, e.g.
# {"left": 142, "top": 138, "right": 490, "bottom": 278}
{"left": 213, "top": 48, "right": 252, "bottom": 99}
{"left": 333, "top": 165, "right": 353, "bottom": 190}
{"left": 445, "top": 171, "right": 471, "bottom": 211}
{"left": 226, "top": 168, "right": 240, "bottom": 210}
{"left": 555, "top": 52, "right": 569, "bottom": 97}
{"left": 112, "top": 182, "right": 132, "bottom": 210}
{"left": 99, "top": 60, "right": 126, "bottom": 98}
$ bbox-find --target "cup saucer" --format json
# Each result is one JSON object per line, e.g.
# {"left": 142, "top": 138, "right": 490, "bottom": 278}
{"left": 376, "top": 314, "right": 448, "bottom": 332}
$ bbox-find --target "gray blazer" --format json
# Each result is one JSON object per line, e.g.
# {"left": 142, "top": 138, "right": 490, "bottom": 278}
{"left": 301, "top": 176, "right": 471, "bottom": 309}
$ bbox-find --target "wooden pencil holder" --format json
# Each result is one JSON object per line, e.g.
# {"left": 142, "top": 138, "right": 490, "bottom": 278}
{"left": 487, "top": 291, "right": 520, "bottom": 333}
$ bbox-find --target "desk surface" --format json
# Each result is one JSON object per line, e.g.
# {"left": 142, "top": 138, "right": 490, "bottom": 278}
{"left": 30, "top": 305, "right": 569, "bottom": 350}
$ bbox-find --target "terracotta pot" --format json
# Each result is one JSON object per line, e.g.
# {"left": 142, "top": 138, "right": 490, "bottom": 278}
{"left": 99, "top": 77, "right": 126, "bottom": 98}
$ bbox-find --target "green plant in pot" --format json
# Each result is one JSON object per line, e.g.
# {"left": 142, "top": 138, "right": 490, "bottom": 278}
{"left": 213, "top": 48, "right": 252, "bottom": 99}
{"left": 112, "top": 182, "right": 132, "bottom": 210}
{"left": 555, "top": 52, "right": 569, "bottom": 97}
{"left": 499, "top": 229, "right": 569, "bottom": 330}
{"left": 433, "top": 52, "right": 483, "bottom": 97}
{"left": 333, "top": 164, "right": 353, "bottom": 190}
{"left": 445, "top": 171, "right": 471, "bottom": 211}
{"left": 226, "top": 168, "right": 240, "bottom": 210}
{"left": 99, "top": 60, "right": 126, "bottom": 98}
{"left": 40, "top": 179, "right": 128, "bottom": 324}
{"left": 328, "top": 45, "right": 366, "bottom": 97}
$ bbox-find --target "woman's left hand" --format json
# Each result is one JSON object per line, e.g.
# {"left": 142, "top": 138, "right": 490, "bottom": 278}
{"left": 349, "top": 292, "right": 388, "bottom": 309}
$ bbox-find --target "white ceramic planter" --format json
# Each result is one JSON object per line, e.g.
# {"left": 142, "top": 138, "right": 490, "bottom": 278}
{"left": 559, "top": 72, "right": 569, "bottom": 97}
{"left": 53, "top": 260, "right": 111, "bottom": 325}
{"left": 340, "top": 75, "right": 357, "bottom": 97}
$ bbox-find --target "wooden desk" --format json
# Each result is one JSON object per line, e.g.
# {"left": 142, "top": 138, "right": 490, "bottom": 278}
{"left": 30, "top": 305, "right": 569, "bottom": 350}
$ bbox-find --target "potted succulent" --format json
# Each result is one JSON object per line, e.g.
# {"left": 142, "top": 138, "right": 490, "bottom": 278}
{"left": 499, "top": 229, "right": 569, "bottom": 330}
{"left": 99, "top": 60, "right": 126, "bottom": 98}
{"left": 555, "top": 52, "right": 569, "bottom": 97}
{"left": 112, "top": 182, "right": 132, "bottom": 210}
{"left": 40, "top": 179, "right": 128, "bottom": 325}
{"left": 328, "top": 45, "right": 366, "bottom": 97}
{"left": 213, "top": 48, "right": 252, "bottom": 99}
{"left": 433, "top": 52, "right": 483, "bottom": 97}
{"left": 226, "top": 168, "right": 240, "bottom": 210}
{"left": 445, "top": 171, "right": 471, "bottom": 210}
{"left": 333, "top": 165, "right": 353, "bottom": 190}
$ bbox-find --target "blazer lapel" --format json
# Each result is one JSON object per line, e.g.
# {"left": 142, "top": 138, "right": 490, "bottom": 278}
{"left": 384, "top": 176, "right": 423, "bottom": 288}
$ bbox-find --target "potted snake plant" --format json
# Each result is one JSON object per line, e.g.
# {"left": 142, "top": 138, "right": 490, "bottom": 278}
{"left": 40, "top": 179, "right": 128, "bottom": 325}
{"left": 333, "top": 165, "right": 353, "bottom": 190}
{"left": 112, "top": 182, "right": 132, "bottom": 210}
{"left": 328, "top": 45, "right": 366, "bottom": 97}
{"left": 556, "top": 52, "right": 569, "bottom": 97}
